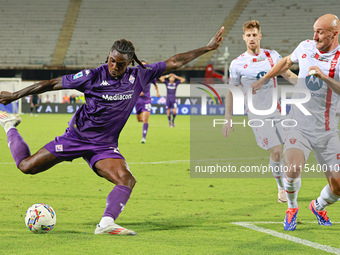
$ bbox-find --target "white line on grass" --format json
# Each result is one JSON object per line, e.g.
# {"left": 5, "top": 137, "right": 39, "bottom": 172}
{"left": 0, "top": 154, "right": 318, "bottom": 165}
{"left": 0, "top": 156, "right": 268, "bottom": 166}
{"left": 235, "top": 221, "right": 340, "bottom": 224}
{"left": 232, "top": 222, "right": 340, "bottom": 254}
{"left": 0, "top": 160, "right": 189, "bottom": 165}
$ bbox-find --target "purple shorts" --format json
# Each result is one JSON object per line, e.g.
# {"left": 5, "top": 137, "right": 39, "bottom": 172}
{"left": 44, "top": 128, "right": 124, "bottom": 170}
{"left": 135, "top": 97, "right": 152, "bottom": 114}
{"left": 165, "top": 99, "right": 177, "bottom": 109}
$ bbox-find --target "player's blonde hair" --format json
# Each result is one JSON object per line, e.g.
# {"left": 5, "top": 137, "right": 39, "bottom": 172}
{"left": 243, "top": 20, "right": 261, "bottom": 33}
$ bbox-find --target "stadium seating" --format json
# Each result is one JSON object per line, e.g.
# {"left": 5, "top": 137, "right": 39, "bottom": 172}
{"left": 0, "top": 0, "right": 69, "bottom": 67}
{"left": 64, "top": 0, "right": 237, "bottom": 68}
{"left": 218, "top": 0, "right": 340, "bottom": 66}
{"left": 1, "top": 0, "right": 340, "bottom": 70}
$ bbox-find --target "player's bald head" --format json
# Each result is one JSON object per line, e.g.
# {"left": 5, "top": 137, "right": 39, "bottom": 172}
{"left": 314, "top": 14, "right": 340, "bottom": 33}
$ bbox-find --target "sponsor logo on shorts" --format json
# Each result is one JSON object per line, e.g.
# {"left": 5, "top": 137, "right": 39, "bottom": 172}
{"left": 55, "top": 144, "right": 63, "bottom": 152}
{"left": 73, "top": 71, "right": 83, "bottom": 80}
{"left": 263, "top": 137, "right": 268, "bottom": 146}
{"left": 337, "top": 153, "right": 340, "bottom": 160}
{"left": 289, "top": 138, "right": 296, "bottom": 144}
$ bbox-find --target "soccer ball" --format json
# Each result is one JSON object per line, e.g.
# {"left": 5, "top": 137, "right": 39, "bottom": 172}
{"left": 25, "top": 203, "right": 56, "bottom": 234}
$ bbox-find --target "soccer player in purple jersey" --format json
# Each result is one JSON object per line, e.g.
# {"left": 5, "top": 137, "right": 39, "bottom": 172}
{"left": 159, "top": 73, "right": 186, "bottom": 127}
{"left": 135, "top": 60, "right": 160, "bottom": 143}
{"left": 0, "top": 26, "right": 224, "bottom": 235}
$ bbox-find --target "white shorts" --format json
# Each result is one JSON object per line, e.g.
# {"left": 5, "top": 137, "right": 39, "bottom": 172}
{"left": 284, "top": 129, "right": 340, "bottom": 171}
{"left": 251, "top": 117, "right": 287, "bottom": 150}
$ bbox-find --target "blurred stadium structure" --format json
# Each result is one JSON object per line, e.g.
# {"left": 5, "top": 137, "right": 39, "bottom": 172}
{"left": 0, "top": 0, "right": 339, "bottom": 79}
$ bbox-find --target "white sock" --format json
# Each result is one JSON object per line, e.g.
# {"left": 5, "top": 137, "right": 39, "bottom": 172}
{"left": 99, "top": 216, "right": 114, "bottom": 227}
{"left": 284, "top": 175, "right": 301, "bottom": 208}
{"left": 315, "top": 184, "right": 340, "bottom": 211}
{"left": 270, "top": 157, "right": 284, "bottom": 189}
{"left": 4, "top": 123, "right": 16, "bottom": 134}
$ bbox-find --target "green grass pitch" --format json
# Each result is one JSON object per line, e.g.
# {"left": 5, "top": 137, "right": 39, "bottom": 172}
{"left": 0, "top": 114, "right": 339, "bottom": 254}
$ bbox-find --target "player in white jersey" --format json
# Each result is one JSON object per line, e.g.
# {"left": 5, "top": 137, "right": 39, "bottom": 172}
{"left": 252, "top": 14, "right": 340, "bottom": 231}
{"left": 223, "top": 20, "right": 297, "bottom": 203}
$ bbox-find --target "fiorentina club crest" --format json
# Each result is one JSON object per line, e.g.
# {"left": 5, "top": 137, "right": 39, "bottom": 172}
{"left": 129, "top": 75, "right": 135, "bottom": 84}
{"left": 55, "top": 144, "right": 63, "bottom": 152}
{"left": 289, "top": 138, "right": 296, "bottom": 144}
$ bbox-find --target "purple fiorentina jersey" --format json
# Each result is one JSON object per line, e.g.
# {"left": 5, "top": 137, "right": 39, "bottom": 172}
{"left": 140, "top": 78, "right": 157, "bottom": 101}
{"left": 165, "top": 80, "right": 181, "bottom": 101}
{"left": 62, "top": 62, "right": 166, "bottom": 145}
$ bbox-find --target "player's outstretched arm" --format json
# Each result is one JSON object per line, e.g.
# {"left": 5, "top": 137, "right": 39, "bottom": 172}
{"left": 281, "top": 69, "right": 298, "bottom": 85}
{"left": 251, "top": 55, "right": 293, "bottom": 93}
{"left": 0, "top": 77, "right": 63, "bottom": 105}
{"left": 164, "top": 26, "right": 224, "bottom": 72}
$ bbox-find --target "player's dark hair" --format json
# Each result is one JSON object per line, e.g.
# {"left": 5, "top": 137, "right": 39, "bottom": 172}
{"left": 106, "top": 39, "right": 145, "bottom": 68}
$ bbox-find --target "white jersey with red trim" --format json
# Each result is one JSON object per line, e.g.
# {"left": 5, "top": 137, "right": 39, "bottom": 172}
{"left": 229, "top": 49, "right": 282, "bottom": 119}
{"left": 290, "top": 40, "right": 340, "bottom": 134}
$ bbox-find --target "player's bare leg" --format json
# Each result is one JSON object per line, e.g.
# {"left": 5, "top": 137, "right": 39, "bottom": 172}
{"left": 18, "top": 148, "right": 63, "bottom": 174}
{"left": 136, "top": 113, "right": 143, "bottom": 122}
{"left": 325, "top": 172, "right": 340, "bottom": 196}
{"left": 94, "top": 158, "right": 137, "bottom": 235}
{"left": 143, "top": 111, "right": 150, "bottom": 124}
{"left": 283, "top": 148, "right": 304, "bottom": 230}
{"left": 269, "top": 145, "right": 286, "bottom": 202}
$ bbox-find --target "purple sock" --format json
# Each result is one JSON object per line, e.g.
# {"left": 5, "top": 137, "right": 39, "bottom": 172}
{"left": 142, "top": 123, "right": 148, "bottom": 139}
{"left": 102, "top": 185, "right": 132, "bottom": 220}
{"left": 167, "top": 115, "right": 171, "bottom": 123}
{"left": 172, "top": 114, "right": 176, "bottom": 123}
{"left": 7, "top": 128, "right": 31, "bottom": 168}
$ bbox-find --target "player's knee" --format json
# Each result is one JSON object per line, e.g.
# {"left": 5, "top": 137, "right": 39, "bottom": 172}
{"left": 116, "top": 173, "right": 136, "bottom": 189}
{"left": 271, "top": 152, "right": 282, "bottom": 162}
{"left": 270, "top": 147, "right": 282, "bottom": 162}
{"left": 285, "top": 161, "right": 303, "bottom": 177}
{"left": 18, "top": 161, "right": 37, "bottom": 175}
{"left": 127, "top": 175, "right": 136, "bottom": 189}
